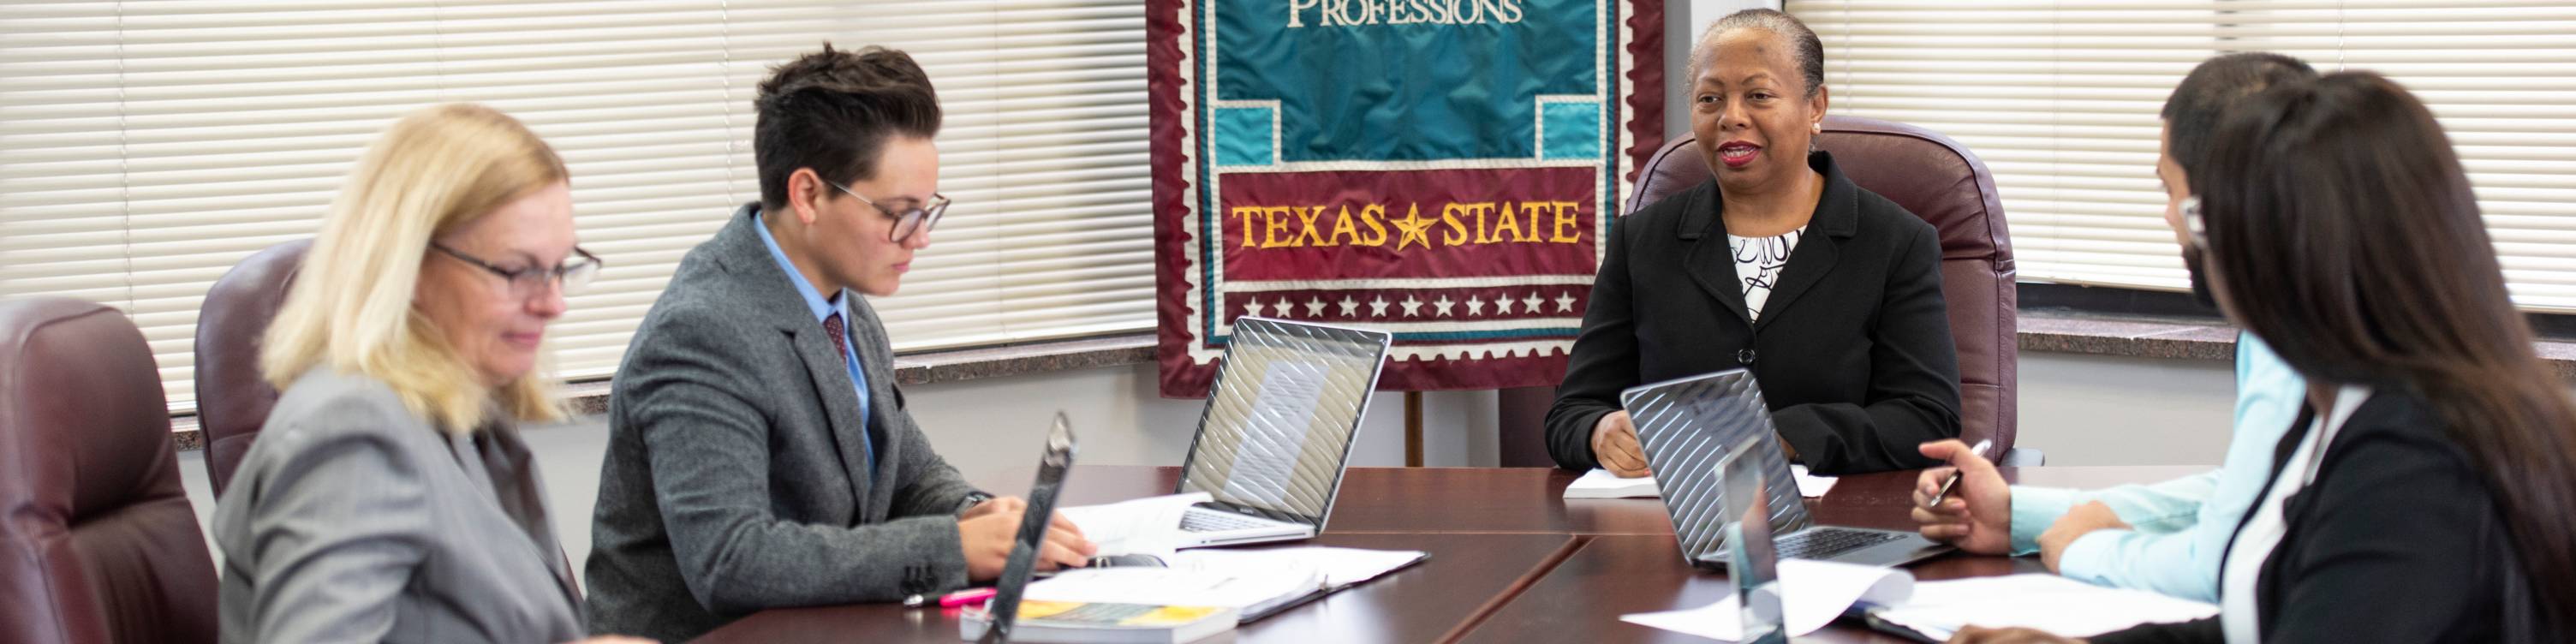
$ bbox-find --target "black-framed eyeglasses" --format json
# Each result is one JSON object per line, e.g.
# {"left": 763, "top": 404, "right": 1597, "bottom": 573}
{"left": 826, "top": 181, "right": 948, "bottom": 243}
{"left": 2181, "top": 196, "right": 2209, "bottom": 248}
{"left": 431, "top": 242, "right": 604, "bottom": 298}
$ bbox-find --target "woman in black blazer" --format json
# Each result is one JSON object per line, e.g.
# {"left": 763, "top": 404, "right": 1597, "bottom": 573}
{"left": 1957, "top": 73, "right": 2574, "bottom": 644}
{"left": 1544, "top": 9, "right": 1961, "bottom": 476}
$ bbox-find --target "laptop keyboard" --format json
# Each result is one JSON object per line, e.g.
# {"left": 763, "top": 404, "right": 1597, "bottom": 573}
{"left": 1777, "top": 528, "right": 1909, "bottom": 560}
{"left": 1179, "top": 508, "right": 1273, "bottom": 533}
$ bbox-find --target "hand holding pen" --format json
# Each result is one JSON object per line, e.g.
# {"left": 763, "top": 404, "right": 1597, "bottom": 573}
{"left": 1909, "top": 438, "right": 2012, "bottom": 555}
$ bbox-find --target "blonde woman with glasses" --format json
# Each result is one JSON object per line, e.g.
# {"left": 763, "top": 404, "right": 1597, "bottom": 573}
{"left": 210, "top": 104, "right": 645, "bottom": 644}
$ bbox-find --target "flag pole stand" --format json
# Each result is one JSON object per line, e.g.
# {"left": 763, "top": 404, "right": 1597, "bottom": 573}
{"left": 1404, "top": 391, "right": 1424, "bottom": 467}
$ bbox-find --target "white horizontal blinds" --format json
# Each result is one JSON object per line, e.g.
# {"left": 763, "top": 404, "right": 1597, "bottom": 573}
{"left": 722, "top": 1, "right": 1154, "bottom": 350}
{"left": 2203, "top": 1, "right": 2576, "bottom": 310}
{"left": 1787, "top": 0, "right": 2576, "bottom": 312}
{"left": 0, "top": 1, "right": 1151, "bottom": 414}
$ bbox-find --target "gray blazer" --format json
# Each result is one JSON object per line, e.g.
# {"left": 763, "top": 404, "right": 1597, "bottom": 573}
{"left": 212, "top": 368, "right": 582, "bottom": 644}
{"left": 583, "top": 204, "right": 985, "bottom": 641}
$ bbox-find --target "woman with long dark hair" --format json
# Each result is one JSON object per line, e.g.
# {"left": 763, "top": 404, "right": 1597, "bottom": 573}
{"left": 1955, "top": 72, "right": 2575, "bottom": 643}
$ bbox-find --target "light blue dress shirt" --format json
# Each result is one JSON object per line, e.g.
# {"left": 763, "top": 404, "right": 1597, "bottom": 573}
{"left": 753, "top": 211, "right": 874, "bottom": 474}
{"left": 2007, "top": 332, "right": 2305, "bottom": 602}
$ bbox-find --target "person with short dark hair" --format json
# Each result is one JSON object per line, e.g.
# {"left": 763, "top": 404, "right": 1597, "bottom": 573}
{"left": 1546, "top": 9, "right": 1964, "bottom": 476}
{"left": 1911, "top": 53, "right": 2318, "bottom": 602}
{"left": 581, "top": 45, "right": 1095, "bottom": 642}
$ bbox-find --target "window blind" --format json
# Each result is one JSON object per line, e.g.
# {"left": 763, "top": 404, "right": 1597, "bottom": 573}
{"left": 0, "top": 0, "right": 1153, "bottom": 414}
{"left": 1787, "top": 0, "right": 2576, "bottom": 312}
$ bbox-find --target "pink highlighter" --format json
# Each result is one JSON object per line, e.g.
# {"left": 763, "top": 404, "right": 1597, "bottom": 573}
{"left": 938, "top": 587, "right": 998, "bottom": 609}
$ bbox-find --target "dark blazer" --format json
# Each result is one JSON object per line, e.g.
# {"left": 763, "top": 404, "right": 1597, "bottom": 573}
{"left": 212, "top": 369, "right": 582, "bottom": 644}
{"left": 1545, "top": 151, "right": 1961, "bottom": 475}
{"left": 2096, "top": 391, "right": 2554, "bottom": 644}
{"left": 583, "top": 204, "right": 985, "bottom": 642}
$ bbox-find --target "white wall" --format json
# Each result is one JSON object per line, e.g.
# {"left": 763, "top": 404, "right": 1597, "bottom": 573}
{"left": 901, "top": 362, "right": 1501, "bottom": 482}
{"left": 2012, "top": 352, "right": 2237, "bottom": 467}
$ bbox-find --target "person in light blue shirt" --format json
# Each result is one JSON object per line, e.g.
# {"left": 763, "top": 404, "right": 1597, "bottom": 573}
{"left": 2003, "top": 334, "right": 2302, "bottom": 601}
{"left": 1909, "top": 52, "right": 2319, "bottom": 602}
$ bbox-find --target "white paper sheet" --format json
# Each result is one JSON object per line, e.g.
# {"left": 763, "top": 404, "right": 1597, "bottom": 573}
{"left": 1791, "top": 465, "right": 1839, "bottom": 498}
{"left": 1562, "top": 468, "right": 1661, "bottom": 498}
{"left": 1619, "top": 559, "right": 1915, "bottom": 641}
{"left": 1562, "top": 465, "right": 1838, "bottom": 499}
{"left": 1170, "top": 546, "right": 1426, "bottom": 587}
{"left": 1058, "top": 492, "right": 1211, "bottom": 557}
{"left": 1868, "top": 575, "right": 2221, "bottom": 639}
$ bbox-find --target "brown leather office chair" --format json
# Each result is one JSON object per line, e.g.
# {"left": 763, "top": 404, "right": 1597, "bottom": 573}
{"left": 1499, "top": 115, "right": 2030, "bottom": 467}
{"left": 0, "top": 297, "right": 220, "bottom": 643}
{"left": 194, "top": 239, "right": 310, "bottom": 497}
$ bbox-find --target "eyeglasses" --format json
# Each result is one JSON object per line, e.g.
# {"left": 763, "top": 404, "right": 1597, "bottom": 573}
{"left": 431, "top": 242, "right": 604, "bottom": 298}
{"left": 826, "top": 181, "right": 948, "bottom": 243}
{"left": 2181, "top": 196, "right": 2209, "bottom": 248}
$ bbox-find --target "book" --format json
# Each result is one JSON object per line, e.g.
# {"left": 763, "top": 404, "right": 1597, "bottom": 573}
{"left": 958, "top": 600, "right": 1237, "bottom": 644}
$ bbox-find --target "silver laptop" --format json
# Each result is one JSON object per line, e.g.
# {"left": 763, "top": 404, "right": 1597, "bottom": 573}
{"left": 1622, "top": 369, "right": 1952, "bottom": 569}
{"left": 1170, "top": 317, "right": 1392, "bottom": 548}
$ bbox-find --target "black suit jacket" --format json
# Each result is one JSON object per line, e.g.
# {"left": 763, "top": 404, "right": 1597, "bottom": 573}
{"left": 1544, "top": 151, "right": 1962, "bottom": 475}
{"left": 2095, "top": 390, "right": 2553, "bottom": 644}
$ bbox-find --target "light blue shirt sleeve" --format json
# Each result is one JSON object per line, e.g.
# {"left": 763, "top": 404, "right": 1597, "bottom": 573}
{"left": 2009, "top": 333, "right": 2305, "bottom": 602}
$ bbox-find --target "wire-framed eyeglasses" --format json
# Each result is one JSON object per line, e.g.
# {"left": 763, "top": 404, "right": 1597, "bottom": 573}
{"left": 826, "top": 181, "right": 948, "bottom": 243}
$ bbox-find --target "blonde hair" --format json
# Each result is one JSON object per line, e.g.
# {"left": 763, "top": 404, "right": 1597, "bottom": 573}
{"left": 261, "top": 103, "right": 571, "bottom": 432}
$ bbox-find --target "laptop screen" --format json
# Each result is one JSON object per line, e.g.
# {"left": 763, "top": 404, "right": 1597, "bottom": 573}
{"left": 1176, "top": 317, "right": 1392, "bottom": 527}
{"left": 976, "top": 413, "right": 1077, "bottom": 644}
{"left": 1621, "top": 368, "right": 1814, "bottom": 565}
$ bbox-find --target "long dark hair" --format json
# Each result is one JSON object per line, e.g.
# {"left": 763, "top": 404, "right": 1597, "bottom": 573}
{"left": 2192, "top": 71, "right": 2576, "bottom": 629}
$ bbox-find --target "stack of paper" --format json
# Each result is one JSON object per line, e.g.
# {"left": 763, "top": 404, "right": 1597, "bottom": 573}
{"left": 1867, "top": 575, "right": 2221, "bottom": 640}
{"left": 1021, "top": 559, "right": 1326, "bottom": 619}
{"left": 1618, "top": 564, "right": 2220, "bottom": 642}
{"left": 1561, "top": 465, "right": 1840, "bottom": 499}
{"left": 1019, "top": 546, "right": 1428, "bottom": 623}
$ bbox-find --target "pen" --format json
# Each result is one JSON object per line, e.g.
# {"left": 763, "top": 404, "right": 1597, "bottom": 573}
{"left": 1928, "top": 439, "right": 1993, "bottom": 508}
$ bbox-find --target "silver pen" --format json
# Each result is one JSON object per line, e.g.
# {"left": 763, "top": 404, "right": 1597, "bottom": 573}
{"left": 1928, "top": 439, "right": 1994, "bottom": 507}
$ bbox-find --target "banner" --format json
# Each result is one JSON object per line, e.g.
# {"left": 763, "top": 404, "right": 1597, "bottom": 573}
{"left": 1151, "top": 0, "right": 1663, "bottom": 397}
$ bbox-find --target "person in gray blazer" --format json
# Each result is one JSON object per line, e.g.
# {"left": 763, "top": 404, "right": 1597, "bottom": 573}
{"left": 213, "top": 104, "right": 643, "bottom": 644}
{"left": 582, "top": 45, "right": 1097, "bottom": 642}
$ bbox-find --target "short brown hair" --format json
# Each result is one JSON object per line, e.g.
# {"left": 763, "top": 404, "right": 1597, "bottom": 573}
{"left": 754, "top": 44, "right": 942, "bottom": 208}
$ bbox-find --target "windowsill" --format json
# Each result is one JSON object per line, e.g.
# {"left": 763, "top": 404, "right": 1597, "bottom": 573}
{"left": 2018, "top": 308, "right": 2576, "bottom": 381}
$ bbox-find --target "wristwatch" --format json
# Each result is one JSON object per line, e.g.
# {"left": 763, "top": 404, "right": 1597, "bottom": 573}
{"left": 956, "top": 491, "right": 994, "bottom": 515}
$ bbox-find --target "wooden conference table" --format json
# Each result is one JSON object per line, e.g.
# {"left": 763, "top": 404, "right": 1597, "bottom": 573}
{"left": 696, "top": 465, "right": 2203, "bottom": 643}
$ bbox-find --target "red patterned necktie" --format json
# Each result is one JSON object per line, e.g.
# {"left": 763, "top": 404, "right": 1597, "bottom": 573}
{"left": 822, "top": 312, "right": 851, "bottom": 367}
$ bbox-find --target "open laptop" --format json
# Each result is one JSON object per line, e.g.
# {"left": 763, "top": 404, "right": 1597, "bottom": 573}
{"left": 969, "top": 412, "right": 1078, "bottom": 644}
{"left": 1169, "top": 317, "right": 1392, "bottom": 548}
{"left": 1622, "top": 369, "right": 1952, "bottom": 569}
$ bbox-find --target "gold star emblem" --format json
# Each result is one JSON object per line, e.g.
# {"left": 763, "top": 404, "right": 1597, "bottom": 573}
{"left": 1391, "top": 206, "right": 1438, "bottom": 251}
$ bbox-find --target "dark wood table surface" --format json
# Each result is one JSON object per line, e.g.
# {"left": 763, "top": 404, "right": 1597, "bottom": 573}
{"left": 694, "top": 532, "right": 1580, "bottom": 644}
{"left": 696, "top": 465, "right": 2207, "bottom": 642}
